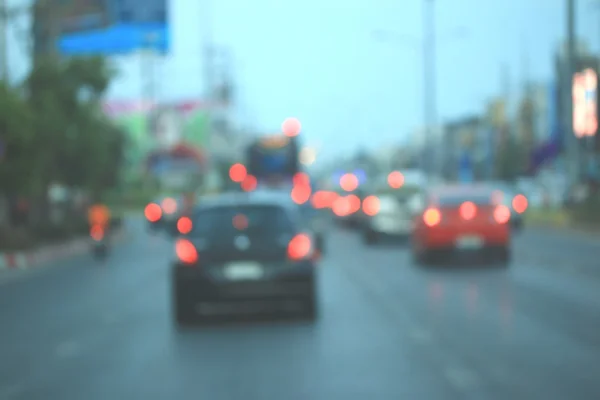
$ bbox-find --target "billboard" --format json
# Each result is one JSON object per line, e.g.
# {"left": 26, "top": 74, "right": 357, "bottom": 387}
{"left": 103, "top": 100, "right": 210, "bottom": 183}
{"left": 572, "top": 67, "right": 598, "bottom": 138}
{"left": 57, "top": 0, "right": 169, "bottom": 55}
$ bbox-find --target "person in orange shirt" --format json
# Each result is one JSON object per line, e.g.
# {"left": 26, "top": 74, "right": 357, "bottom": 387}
{"left": 88, "top": 203, "right": 111, "bottom": 238}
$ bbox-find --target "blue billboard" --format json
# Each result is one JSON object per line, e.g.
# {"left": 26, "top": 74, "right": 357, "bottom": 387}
{"left": 57, "top": 0, "right": 169, "bottom": 55}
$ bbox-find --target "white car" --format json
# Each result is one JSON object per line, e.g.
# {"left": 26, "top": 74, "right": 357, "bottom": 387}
{"left": 361, "top": 189, "right": 424, "bottom": 244}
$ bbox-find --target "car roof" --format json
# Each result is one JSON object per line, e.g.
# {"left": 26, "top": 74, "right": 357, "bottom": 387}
{"left": 196, "top": 190, "right": 297, "bottom": 211}
{"left": 430, "top": 184, "right": 494, "bottom": 197}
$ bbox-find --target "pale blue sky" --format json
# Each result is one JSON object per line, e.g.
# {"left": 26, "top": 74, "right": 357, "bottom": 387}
{"left": 5, "top": 0, "right": 600, "bottom": 159}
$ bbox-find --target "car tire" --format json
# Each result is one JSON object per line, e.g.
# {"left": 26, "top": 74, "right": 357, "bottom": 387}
{"left": 414, "top": 249, "right": 433, "bottom": 266}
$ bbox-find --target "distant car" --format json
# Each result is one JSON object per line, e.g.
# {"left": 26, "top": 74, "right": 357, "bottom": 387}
{"left": 411, "top": 185, "right": 512, "bottom": 265}
{"left": 360, "top": 187, "right": 423, "bottom": 244}
{"left": 333, "top": 188, "right": 365, "bottom": 229}
{"left": 171, "top": 191, "right": 320, "bottom": 325}
{"left": 144, "top": 195, "right": 182, "bottom": 233}
{"left": 490, "top": 183, "right": 529, "bottom": 231}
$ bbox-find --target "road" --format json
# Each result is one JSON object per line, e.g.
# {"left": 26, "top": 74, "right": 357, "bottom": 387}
{"left": 1, "top": 217, "right": 599, "bottom": 400}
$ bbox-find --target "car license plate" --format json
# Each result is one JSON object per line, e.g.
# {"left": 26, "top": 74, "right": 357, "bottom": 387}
{"left": 223, "top": 262, "right": 264, "bottom": 280}
{"left": 455, "top": 235, "right": 483, "bottom": 249}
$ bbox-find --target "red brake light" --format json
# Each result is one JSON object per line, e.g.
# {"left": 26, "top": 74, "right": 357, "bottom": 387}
{"left": 459, "top": 201, "right": 477, "bottom": 220}
{"left": 423, "top": 208, "right": 441, "bottom": 227}
{"left": 362, "top": 195, "right": 380, "bottom": 216}
{"left": 512, "top": 194, "right": 528, "bottom": 213}
{"left": 162, "top": 197, "right": 177, "bottom": 214}
{"left": 144, "top": 203, "right": 162, "bottom": 222}
{"left": 177, "top": 216, "right": 193, "bottom": 234}
{"left": 175, "top": 239, "right": 198, "bottom": 264}
{"left": 287, "top": 234, "right": 312, "bottom": 260}
{"left": 494, "top": 205, "right": 511, "bottom": 224}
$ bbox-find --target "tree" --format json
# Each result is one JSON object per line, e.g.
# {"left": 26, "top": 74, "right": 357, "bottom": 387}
{"left": 0, "top": 83, "right": 36, "bottom": 195}
{"left": 23, "top": 55, "right": 122, "bottom": 195}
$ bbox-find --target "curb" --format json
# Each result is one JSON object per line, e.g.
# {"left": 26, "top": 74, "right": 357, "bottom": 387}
{"left": 0, "top": 228, "right": 128, "bottom": 272}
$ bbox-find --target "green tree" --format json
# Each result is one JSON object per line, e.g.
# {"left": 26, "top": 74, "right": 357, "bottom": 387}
{"left": 0, "top": 83, "right": 35, "bottom": 195}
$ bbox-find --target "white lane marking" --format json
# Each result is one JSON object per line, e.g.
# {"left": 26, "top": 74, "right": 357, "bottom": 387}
{"left": 55, "top": 340, "right": 82, "bottom": 359}
{"left": 408, "top": 327, "right": 433, "bottom": 344}
{"left": 0, "top": 381, "right": 26, "bottom": 399}
{"left": 443, "top": 366, "right": 480, "bottom": 390}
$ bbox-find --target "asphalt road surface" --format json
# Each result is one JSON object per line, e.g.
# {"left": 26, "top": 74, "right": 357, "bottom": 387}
{"left": 1, "top": 217, "right": 599, "bottom": 400}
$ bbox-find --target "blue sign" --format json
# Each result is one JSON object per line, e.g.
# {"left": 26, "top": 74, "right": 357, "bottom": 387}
{"left": 58, "top": 0, "right": 168, "bottom": 55}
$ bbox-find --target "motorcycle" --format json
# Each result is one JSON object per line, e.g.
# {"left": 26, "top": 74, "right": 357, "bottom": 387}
{"left": 90, "top": 224, "right": 109, "bottom": 260}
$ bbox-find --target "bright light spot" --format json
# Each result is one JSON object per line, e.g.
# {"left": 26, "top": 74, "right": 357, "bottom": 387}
{"left": 333, "top": 196, "right": 351, "bottom": 216}
{"left": 340, "top": 173, "right": 358, "bottom": 192}
{"left": 494, "top": 205, "right": 511, "bottom": 223}
{"left": 347, "top": 194, "right": 361, "bottom": 213}
{"left": 282, "top": 117, "right": 301, "bottom": 137}
{"left": 459, "top": 201, "right": 477, "bottom": 220}
{"left": 512, "top": 194, "right": 528, "bottom": 213}
{"left": 387, "top": 171, "right": 404, "bottom": 189}
{"left": 291, "top": 185, "right": 311, "bottom": 204}
{"left": 293, "top": 172, "right": 310, "bottom": 186}
{"left": 300, "top": 147, "right": 316, "bottom": 165}
{"left": 144, "top": 203, "right": 162, "bottom": 222}
{"left": 423, "top": 208, "right": 441, "bottom": 226}
{"left": 229, "top": 163, "right": 247, "bottom": 182}
{"left": 177, "top": 217, "right": 193, "bottom": 234}
{"left": 162, "top": 197, "right": 177, "bottom": 214}
{"left": 241, "top": 175, "right": 257, "bottom": 191}
{"left": 362, "top": 195, "right": 380, "bottom": 216}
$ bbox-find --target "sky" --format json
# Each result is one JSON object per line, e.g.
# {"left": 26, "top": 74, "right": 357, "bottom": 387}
{"left": 5, "top": 0, "right": 600, "bottom": 162}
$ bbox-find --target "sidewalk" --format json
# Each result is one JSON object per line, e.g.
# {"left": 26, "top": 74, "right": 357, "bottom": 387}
{"left": 0, "top": 228, "right": 129, "bottom": 272}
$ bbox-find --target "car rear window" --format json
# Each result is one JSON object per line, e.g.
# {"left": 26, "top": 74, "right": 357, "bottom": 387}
{"left": 190, "top": 205, "right": 295, "bottom": 237}
{"left": 437, "top": 194, "right": 492, "bottom": 207}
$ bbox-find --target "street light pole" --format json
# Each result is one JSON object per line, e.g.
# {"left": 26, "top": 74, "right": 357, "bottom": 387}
{"left": 422, "top": 0, "right": 437, "bottom": 177}
{"left": 565, "top": 0, "right": 578, "bottom": 186}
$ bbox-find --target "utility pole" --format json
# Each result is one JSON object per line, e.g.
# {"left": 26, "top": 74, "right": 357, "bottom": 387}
{"left": 422, "top": 0, "right": 437, "bottom": 177}
{"left": 565, "top": 0, "right": 579, "bottom": 186}
{"left": 0, "top": 0, "right": 7, "bottom": 81}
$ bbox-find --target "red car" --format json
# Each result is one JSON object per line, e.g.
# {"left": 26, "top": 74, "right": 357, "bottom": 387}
{"left": 412, "top": 185, "right": 512, "bottom": 265}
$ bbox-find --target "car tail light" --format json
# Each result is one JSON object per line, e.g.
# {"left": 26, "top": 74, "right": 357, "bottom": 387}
{"left": 162, "top": 197, "right": 177, "bottom": 214}
{"left": 423, "top": 208, "right": 441, "bottom": 227}
{"left": 459, "top": 201, "right": 477, "bottom": 220}
{"left": 177, "top": 216, "right": 193, "bottom": 234}
{"left": 144, "top": 203, "right": 162, "bottom": 222}
{"left": 493, "top": 205, "right": 511, "bottom": 224}
{"left": 512, "top": 194, "right": 528, "bottom": 213}
{"left": 175, "top": 239, "right": 198, "bottom": 264}
{"left": 287, "top": 234, "right": 312, "bottom": 260}
{"left": 90, "top": 224, "right": 104, "bottom": 241}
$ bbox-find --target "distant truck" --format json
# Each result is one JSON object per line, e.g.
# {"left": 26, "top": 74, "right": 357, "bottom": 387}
{"left": 245, "top": 133, "right": 301, "bottom": 187}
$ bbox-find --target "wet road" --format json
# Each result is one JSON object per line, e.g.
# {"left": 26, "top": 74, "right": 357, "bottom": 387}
{"left": 1, "top": 218, "right": 599, "bottom": 400}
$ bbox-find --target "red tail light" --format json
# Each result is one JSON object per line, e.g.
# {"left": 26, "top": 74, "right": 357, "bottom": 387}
{"left": 423, "top": 208, "right": 441, "bottom": 227}
{"left": 493, "top": 205, "right": 511, "bottom": 224}
{"left": 161, "top": 197, "right": 177, "bottom": 214}
{"left": 175, "top": 239, "right": 198, "bottom": 264}
{"left": 177, "top": 216, "right": 193, "bottom": 234}
{"left": 287, "top": 234, "right": 312, "bottom": 260}
{"left": 90, "top": 224, "right": 104, "bottom": 241}
{"left": 459, "top": 201, "right": 477, "bottom": 220}
{"left": 512, "top": 194, "right": 528, "bottom": 213}
{"left": 144, "top": 203, "right": 162, "bottom": 222}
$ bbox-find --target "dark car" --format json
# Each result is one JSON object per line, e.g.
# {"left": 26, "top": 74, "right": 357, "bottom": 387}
{"left": 170, "top": 192, "right": 320, "bottom": 325}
